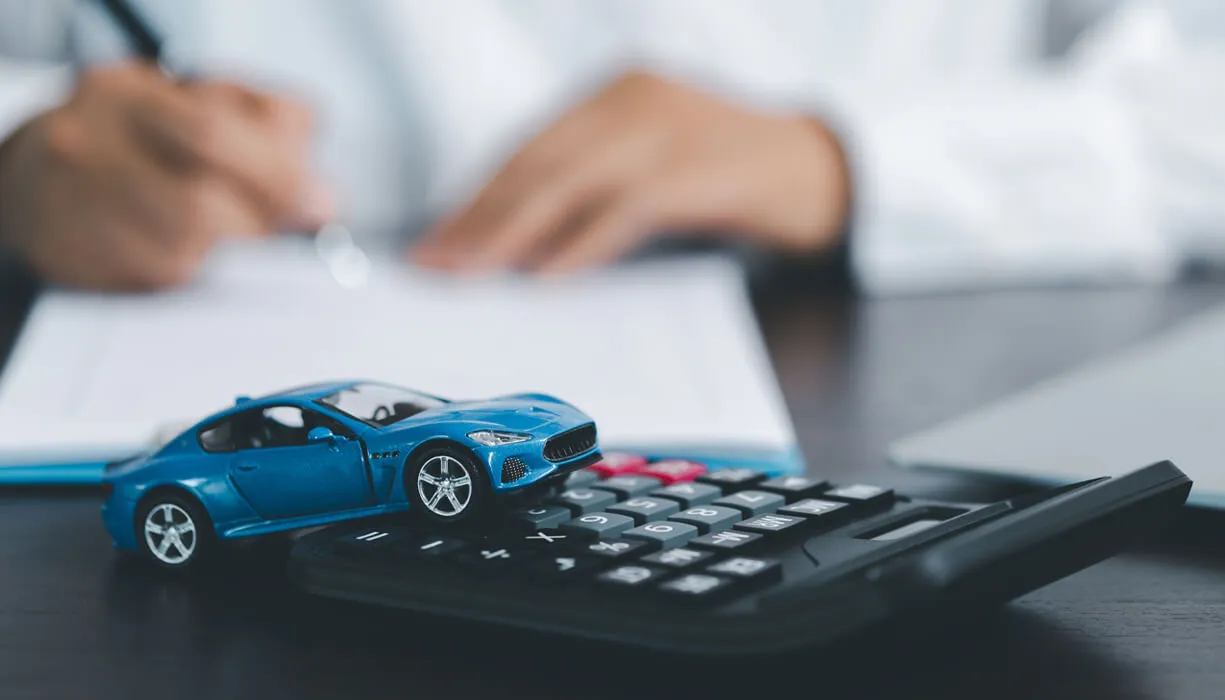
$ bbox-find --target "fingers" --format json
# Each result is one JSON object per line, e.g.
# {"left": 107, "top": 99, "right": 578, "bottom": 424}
{"left": 127, "top": 77, "right": 331, "bottom": 229}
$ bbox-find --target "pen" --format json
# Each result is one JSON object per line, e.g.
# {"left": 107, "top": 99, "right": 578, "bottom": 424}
{"left": 92, "top": 0, "right": 373, "bottom": 288}
{"left": 96, "top": 0, "right": 165, "bottom": 65}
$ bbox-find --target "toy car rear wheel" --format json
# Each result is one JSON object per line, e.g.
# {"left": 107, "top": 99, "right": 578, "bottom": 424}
{"left": 135, "top": 492, "right": 215, "bottom": 570}
{"left": 408, "top": 445, "right": 489, "bottom": 524}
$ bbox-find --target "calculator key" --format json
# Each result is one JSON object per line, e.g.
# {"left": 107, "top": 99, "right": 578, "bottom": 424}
{"left": 714, "top": 490, "right": 786, "bottom": 516}
{"left": 592, "top": 475, "right": 662, "bottom": 498}
{"left": 640, "top": 547, "right": 715, "bottom": 570}
{"left": 734, "top": 513, "right": 807, "bottom": 535}
{"left": 588, "top": 452, "right": 649, "bottom": 477}
{"left": 668, "top": 505, "right": 742, "bottom": 534}
{"left": 823, "top": 484, "right": 896, "bottom": 509}
{"left": 561, "top": 512, "right": 635, "bottom": 539}
{"left": 509, "top": 504, "right": 574, "bottom": 531}
{"left": 658, "top": 574, "right": 735, "bottom": 602}
{"left": 455, "top": 546, "right": 535, "bottom": 573}
{"left": 596, "top": 564, "right": 669, "bottom": 589}
{"left": 637, "top": 459, "right": 707, "bottom": 485}
{"left": 758, "top": 475, "right": 830, "bottom": 500}
{"left": 515, "top": 528, "right": 579, "bottom": 550}
{"left": 651, "top": 482, "right": 722, "bottom": 507}
{"left": 524, "top": 554, "right": 601, "bottom": 584}
{"left": 779, "top": 498, "right": 850, "bottom": 525}
{"left": 690, "top": 529, "right": 763, "bottom": 551}
{"left": 396, "top": 535, "right": 468, "bottom": 560}
{"left": 548, "top": 488, "right": 618, "bottom": 515}
{"left": 707, "top": 556, "right": 782, "bottom": 584}
{"left": 584, "top": 538, "right": 653, "bottom": 561}
{"left": 623, "top": 521, "right": 699, "bottom": 549}
{"left": 607, "top": 497, "right": 681, "bottom": 524}
{"left": 564, "top": 468, "right": 601, "bottom": 488}
{"left": 696, "top": 468, "right": 766, "bottom": 490}
{"left": 337, "top": 527, "right": 412, "bottom": 555}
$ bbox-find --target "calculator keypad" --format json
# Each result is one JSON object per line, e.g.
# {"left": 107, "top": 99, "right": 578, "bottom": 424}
{"left": 317, "top": 458, "right": 914, "bottom": 608}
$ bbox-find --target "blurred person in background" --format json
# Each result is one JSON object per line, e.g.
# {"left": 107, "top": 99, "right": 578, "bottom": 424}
{"left": 0, "top": 0, "right": 1222, "bottom": 294}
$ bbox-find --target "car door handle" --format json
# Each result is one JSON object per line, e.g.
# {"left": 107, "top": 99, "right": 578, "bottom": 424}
{"left": 236, "top": 463, "right": 258, "bottom": 472}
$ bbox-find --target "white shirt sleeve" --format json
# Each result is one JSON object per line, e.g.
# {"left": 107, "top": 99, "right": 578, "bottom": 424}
{"left": 0, "top": 0, "right": 74, "bottom": 149}
{"left": 838, "top": 2, "right": 1225, "bottom": 295}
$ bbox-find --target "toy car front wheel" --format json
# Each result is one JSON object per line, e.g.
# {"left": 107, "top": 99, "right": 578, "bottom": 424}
{"left": 135, "top": 493, "right": 215, "bottom": 569}
{"left": 408, "top": 446, "right": 488, "bottom": 524}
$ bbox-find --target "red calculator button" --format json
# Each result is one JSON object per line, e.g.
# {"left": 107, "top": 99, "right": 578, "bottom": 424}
{"left": 589, "top": 452, "right": 649, "bottom": 477}
{"left": 637, "top": 459, "right": 707, "bottom": 485}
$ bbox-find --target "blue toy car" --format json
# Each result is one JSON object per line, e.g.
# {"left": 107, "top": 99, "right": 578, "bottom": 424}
{"left": 101, "top": 381, "right": 600, "bottom": 568}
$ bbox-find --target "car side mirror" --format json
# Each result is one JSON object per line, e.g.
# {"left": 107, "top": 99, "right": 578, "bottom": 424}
{"left": 307, "top": 426, "right": 337, "bottom": 445}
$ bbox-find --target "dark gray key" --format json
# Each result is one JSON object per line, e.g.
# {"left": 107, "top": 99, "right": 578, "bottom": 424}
{"left": 561, "top": 512, "right": 635, "bottom": 539}
{"left": 758, "top": 475, "right": 830, "bottom": 500}
{"left": 779, "top": 498, "right": 849, "bottom": 523}
{"left": 668, "top": 505, "right": 742, "bottom": 534}
{"left": 696, "top": 468, "right": 765, "bottom": 490}
{"left": 824, "top": 484, "right": 895, "bottom": 508}
{"left": 607, "top": 497, "right": 680, "bottom": 524}
{"left": 689, "top": 529, "right": 762, "bottom": 551}
{"left": 623, "top": 521, "right": 698, "bottom": 549}
{"left": 707, "top": 556, "right": 782, "bottom": 583}
{"left": 584, "top": 538, "right": 652, "bottom": 561}
{"left": 734, "top": 513, "right": 806, "bottom": 534}
{"left": 564, "top": 469, "right": 601, "bottom": 488}
{"left": 510, "top": 504, "right": 574, "bottom": 530}
{"left": 714, "top": 490, "right": 785, "bottom": 516}
{"left": 514, "top": 528, "right": 578, "bottom": 550}
{"left": 641, "top": 546, "right": 715, "bottom": 570}
{"left": 548, "top": 488, "right": 618, "bottom": 515}
{"left": 597, "top": 564, "right": 669, "bottom": 589}
{"left": 592, "top": 475, "right": 662, "bottom": 498}
{"left": 651, "top": 482, "right": 722, "bottom": 507}
{"left": 658, "top": 573, "right": 735, "bottom": 602}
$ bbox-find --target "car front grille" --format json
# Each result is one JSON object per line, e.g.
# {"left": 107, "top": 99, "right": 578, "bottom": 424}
{"left": 543, "top": 423, "right": 597, "bottom": 462}
{"left": 501, "top": 456, "right": 528, "bottom": 483}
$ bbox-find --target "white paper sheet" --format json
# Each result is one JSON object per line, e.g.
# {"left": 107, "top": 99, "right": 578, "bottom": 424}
{"left": 0, "top": 240, "right": 796, "bottom": 467}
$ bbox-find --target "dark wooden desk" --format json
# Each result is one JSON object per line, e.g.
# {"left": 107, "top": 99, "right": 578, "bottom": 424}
{"left": 4, "top": 273, "right": 1225, "bottom": 700}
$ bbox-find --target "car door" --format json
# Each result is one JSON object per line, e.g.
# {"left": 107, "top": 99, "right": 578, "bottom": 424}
{"left": 227, "top": 405, "right": 373, "bottom": 520}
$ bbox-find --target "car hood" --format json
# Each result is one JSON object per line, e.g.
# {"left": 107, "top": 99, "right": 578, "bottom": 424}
{"left": 392, "top": 396, "right": 588, "bottom": 434}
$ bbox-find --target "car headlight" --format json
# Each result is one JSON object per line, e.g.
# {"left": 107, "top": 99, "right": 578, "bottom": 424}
{"left": 467, "top": 430, "right": 532, "bottom": 446}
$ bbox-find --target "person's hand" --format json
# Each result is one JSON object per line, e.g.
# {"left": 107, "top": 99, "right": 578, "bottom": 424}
{"left": 0, "top": 62, "right": 333, "bottom": 290}
{"left": 413, "top": 71, "right": 850, "bottom": 275}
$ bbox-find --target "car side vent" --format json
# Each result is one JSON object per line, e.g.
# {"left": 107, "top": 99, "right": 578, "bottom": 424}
{"left": 501, "top": 457, "right": 528, "bottom": 483}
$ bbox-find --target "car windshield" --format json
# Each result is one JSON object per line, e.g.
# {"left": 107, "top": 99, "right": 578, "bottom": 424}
{"left": 317, "top": 383, "right": 448, "bottom": 428}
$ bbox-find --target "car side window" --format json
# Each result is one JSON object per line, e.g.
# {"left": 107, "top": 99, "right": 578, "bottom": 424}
{"left": 198, "top": 418, "right": 237, "bottom": 453}
{"left": 232, "top": 406, "right": 353, "bottom": 451}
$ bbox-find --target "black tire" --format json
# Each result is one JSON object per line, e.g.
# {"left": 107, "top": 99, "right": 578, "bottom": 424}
{"left": 134, "top": 491, "right": 216, "bottom": 570}
{"left": 405, "top": 444, "right": 490, "bottom": 525}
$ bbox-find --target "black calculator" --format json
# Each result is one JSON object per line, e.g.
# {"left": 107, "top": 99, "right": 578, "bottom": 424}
{"left": 289, "top": 456, "right": 1191, "bottom": 657}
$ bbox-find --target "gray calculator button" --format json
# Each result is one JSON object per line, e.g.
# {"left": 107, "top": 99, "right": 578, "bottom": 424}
{"left": 564, "top": 469, "right": 601, "bottom": 488}
{"left": 510, "top": 505, "right": 573, "bottom": 530}
{"left": 592, "top": 475, "right": 662, "bottom": 498}
{"left": 607, "top": 497, "right": 680, "bottom": 524}
{"left": 668, "top": 505, "right": 742, "bottom": 533}
{"left": 623, "top": 521, "right": 699, "bottom": 549}
{"left": 548, "top": 488, "right": 618, "bottom": 515}
{"left": 651, "top": 482, "right": 722, "bottom": 507}
{"left": 714, "top": 490, "right": 786, "bottom": 516}
{"left": 561, "top": 512, "right": 635, "bottom": 539}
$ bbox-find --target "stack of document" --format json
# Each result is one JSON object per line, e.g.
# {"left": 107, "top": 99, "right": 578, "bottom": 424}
{"left": 0, "top": 241, "right": 799, "bottom": 482}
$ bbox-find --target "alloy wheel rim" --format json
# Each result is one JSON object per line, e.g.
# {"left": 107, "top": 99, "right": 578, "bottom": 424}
{"left": 416, "top": 455, "right": 473, "bottom": 517}
{"left": 144, "top": 503, "right": 197, "bottom": 564}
